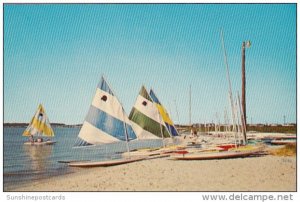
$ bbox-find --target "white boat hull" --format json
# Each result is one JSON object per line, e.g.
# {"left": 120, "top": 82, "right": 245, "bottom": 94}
{"left": 24, "top": 141, "right": 56, "bottom": 146}
{"left": 68, "top": 157, "right": 146, "bottom": 167}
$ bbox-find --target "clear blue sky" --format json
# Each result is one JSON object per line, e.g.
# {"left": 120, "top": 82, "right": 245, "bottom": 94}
{"left": 4, "top": 4, "right": 296, "bottom": 125}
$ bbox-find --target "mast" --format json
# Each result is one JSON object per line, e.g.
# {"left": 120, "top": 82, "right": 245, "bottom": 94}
{"left": 189, "top": 84, "right": 192, "bottom": 127}
{"left": 150, "top": 88, "right": 167, "bottom": 147}
{"left": 224, "top": 108, "right": 229, "bottom": 132}
{"left": 174, "top": 99, "right": 180, "bottom": 124}
{"left": 220, "top": 30, "right": 237, "bottom": 136}
{"left": 122, "top": 110, "right": 131, "bottom": 156}
{"left": 104, "top": 76, "right": 131, "bottom": 155}
{"left": 158, "top": 112, "right": 165, "bottom": 148}
{"left": 234, "top": 97, "right": 241, "bottom": 145}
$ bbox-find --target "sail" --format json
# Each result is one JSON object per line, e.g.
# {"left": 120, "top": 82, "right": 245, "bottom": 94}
{"left": 129, "top": 86, "right": 171, "bottom": 139}
{"left": 149, "top": 89, "right": 179, "bottom": 137}
{"left": 23, "top": 104, "right": 54, "bottom": 137}
{"left": 77, "top": 76, "right": 137, "bottom": 145}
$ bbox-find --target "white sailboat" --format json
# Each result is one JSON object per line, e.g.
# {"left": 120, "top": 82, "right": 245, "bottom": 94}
{"left": 124, "top": 86, "right": 181, "bottom": 157}
{"left": 76, "top": 76, "right": 137, "bottom": 146}
{"left": 23, "top": 104, "right": 56, "bottom": 145}
{"left": 69, "top": 76, "right": 145, "bottom": 167}
{"left": 128, "top": 86, "right": 174, "bottom": 140}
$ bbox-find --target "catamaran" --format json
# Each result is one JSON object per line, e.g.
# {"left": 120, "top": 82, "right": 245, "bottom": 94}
{"left": 23, "top": 104, "right": 56, "bottom": 145}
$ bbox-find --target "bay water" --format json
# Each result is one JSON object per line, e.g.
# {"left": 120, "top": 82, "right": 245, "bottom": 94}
{"left": 3, "top": 126, "right": 163, "bottom": 190}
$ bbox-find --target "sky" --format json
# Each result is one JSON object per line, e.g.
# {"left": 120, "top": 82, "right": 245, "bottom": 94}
{"left": 4, "top": 4, "right": 296, "bottom": 125}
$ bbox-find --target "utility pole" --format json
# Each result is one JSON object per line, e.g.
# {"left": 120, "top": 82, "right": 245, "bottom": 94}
{"left": 241, "top": 40, "right": 251, "bottom": 141}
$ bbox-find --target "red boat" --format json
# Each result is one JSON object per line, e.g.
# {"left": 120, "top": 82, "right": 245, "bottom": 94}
{"left": 216, "top": 144, "right": 237, "bottom": 151}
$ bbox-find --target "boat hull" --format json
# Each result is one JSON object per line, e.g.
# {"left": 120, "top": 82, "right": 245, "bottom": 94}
{"left": 68, "top": 157, "right": 146, "bottom": 167}
{"left": 216, "top": 144, "right": 237, "bottom": 151}
{"left": 24, "top": 141, "right": 56, "bottom": 146}
{"left": 172, "top": 150, "right": 261, "bottom": 160}
{"left": 271, "top": 140, "right": 296, "bottom": 145}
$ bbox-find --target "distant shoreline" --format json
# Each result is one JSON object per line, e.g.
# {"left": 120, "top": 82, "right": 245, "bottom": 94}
{"left": 3, "top": 123, "right": 82, "bottom": 128}
{"left": 3, "top": 123, "right": 296, "bottom": 133}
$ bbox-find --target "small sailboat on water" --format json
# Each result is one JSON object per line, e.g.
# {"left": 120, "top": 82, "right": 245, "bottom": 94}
{"left": 69, "top": 76, "right": 145, "bottom": 167}
{"left": 23, "top": 104, "right": 56, "bottom": 145}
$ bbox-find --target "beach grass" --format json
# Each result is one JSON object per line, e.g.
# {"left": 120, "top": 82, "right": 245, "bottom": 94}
{"left": 268, "top": 144, "right": 296, "bottom": 156}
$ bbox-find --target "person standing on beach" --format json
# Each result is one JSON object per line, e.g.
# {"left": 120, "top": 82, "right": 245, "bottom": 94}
{"left": 29, "top": 134, "right": 34, "bottom": 143}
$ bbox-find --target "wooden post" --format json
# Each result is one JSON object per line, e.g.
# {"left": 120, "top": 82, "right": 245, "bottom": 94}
{"left": 241, "top": 42, "right": 247, "bottom": 142}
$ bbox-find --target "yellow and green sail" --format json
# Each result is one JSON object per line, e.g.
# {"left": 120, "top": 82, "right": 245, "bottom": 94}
{"left": 149, "top": 89, "right": 179, "bottom": 137}
{"left": 23, "top": 104, "right": 54, "bottom": 137}
{"left": 129, "top": 86, "right": 173, "bottom": 139}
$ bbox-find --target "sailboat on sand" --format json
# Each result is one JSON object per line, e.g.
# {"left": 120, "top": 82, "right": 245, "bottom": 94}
{"left": 171, "top": 30, "right": 264, "bottom": 160}
{"left": 129, "top": 86, "right": 178, "bottom": 141}
{"left": 149, "top": 89, "right": 179, "bottom": 138}
{"left": 23, "top": 104, "right": 56, "bottom": 145}
{"left": 129, "top": 86, "right": 171, "bottom": 141}
{"left": 124, "top": 86, "right": 182, "bottom": 156}
{"left": 69, "top": 76, "right": 145, "bottom": 167}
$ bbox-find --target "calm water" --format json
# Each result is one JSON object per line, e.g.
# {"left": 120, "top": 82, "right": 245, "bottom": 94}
{"left": 4, "top": 126, "right": 163, "bottom": 190}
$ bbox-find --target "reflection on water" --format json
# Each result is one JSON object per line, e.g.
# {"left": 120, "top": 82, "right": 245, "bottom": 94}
{"left": 4, "top": 127, "right": 78, "bottom": 190}
{"left": 4, "top": 127, "right": 164, "bottom": 190}
{"left": 23, "top": 145, "right": 53, "bottom": 172}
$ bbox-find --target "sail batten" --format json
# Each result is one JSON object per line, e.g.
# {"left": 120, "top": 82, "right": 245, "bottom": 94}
{"left": 23, "top": 104, "right": 54, "bottom": 137}
{"left": 77, "top": 76, "right": 137, "bottom": 145}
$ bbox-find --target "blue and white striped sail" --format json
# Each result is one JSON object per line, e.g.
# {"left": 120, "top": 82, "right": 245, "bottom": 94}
{"left": 76, "top": 76, "right": 137, "bottom": 146}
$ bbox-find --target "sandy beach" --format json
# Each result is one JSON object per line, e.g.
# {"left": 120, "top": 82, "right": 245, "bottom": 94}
{"left": 7, "top": 155, "right": 296, "bottom": 192}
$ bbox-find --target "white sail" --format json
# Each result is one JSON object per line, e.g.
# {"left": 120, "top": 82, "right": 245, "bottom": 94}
{"left": 77, "top": 76, "right": 137, "bottom": 145}
{"left": 129, "top": 86, "right": 171, "bottom": 140}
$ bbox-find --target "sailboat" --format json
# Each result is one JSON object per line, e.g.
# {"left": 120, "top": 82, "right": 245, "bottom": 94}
{"left": 171, "top": 31, "right": 264, "bottom": 160}
{"left": 124, "top": 86, "right": 182, "bottom": 157}
{"left": 149, "top": 89, "right": 179, "bottom": 137}
{"left": 76, "top": 76, "right": 137, "bottom": 145}
{"left": 129, "top": 86, "right": 173, "bottom": 140}
{"left": 69, "top": 76, "right": 145, "bottom": 167}
{"left": 23, "top": 104, "right": 56, "bottom": 145}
